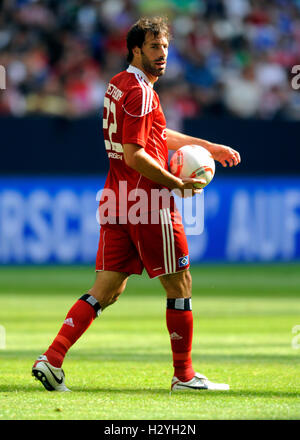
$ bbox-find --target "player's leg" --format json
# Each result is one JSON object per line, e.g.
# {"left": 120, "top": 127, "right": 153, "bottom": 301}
{"left": 134, "top": 208, "right": 229, "bottom": 391}
{"left": 159, "top": 268, "right": 192, "bottom": 298}
{"left": 159, "top": 269, "right": 229, "bottom": 391}
{"left": 88, "top": 269, "right": 129, "bottom": 310}
{"left": 32, "top": 223, "right": 143, "bottom": 391}
{"left": 130, "top": 208, "right": 196, "bottom": 384}
{"left": 32, "top": 270, "right": 128, "bottom": 391}
{"left": 43, "top": 270, "right": 129, "bottom": 367}
{"left": 159, "top": 269, "right": 195, "bottom": 383}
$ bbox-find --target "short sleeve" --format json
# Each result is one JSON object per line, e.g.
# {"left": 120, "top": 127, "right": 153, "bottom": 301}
{"left": 122, "top": 86, "right": 154, "bottom": 148}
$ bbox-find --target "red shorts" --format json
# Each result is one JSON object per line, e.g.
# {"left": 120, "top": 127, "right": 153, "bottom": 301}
{"left": 95, "top": 208, "right": 190, "bottom": 279}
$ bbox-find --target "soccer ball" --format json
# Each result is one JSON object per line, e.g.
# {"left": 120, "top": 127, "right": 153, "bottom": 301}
{"left": 169, "top": 145, "right": 215, "bottom": 188}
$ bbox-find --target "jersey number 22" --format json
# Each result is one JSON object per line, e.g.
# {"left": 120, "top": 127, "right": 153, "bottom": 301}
{"left": 103, "top": 97, "right": 123, "bottom": 153}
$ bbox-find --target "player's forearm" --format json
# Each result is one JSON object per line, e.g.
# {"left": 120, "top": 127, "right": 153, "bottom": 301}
{"left": 166, "top": 128, "right": 215, "bottom": 153}
{"left": 123, "top": 143, "right": 183, "bottom": 190}
{"left": 166, "top": 128, "right": 241, "bottom": 167}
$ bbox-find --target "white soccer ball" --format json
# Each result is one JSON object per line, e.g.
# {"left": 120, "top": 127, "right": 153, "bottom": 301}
{"left": 169, "top": 145, "right": 215, "bottom": 188}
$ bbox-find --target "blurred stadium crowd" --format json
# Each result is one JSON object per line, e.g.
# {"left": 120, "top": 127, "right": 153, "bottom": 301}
{"left": 0, "top": 0, "right": 300, "bottom": 127}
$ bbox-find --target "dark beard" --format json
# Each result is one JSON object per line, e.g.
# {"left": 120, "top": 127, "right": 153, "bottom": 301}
{"left": 141, "top": 51, "right": 165, "bottom": 77}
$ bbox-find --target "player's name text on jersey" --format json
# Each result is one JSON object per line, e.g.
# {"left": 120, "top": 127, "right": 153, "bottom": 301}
{"left": 106, "top": 83, "right": 124, "bottom": 101}
{"left": 108, "top": 151, "right": 122, "bottom": 160}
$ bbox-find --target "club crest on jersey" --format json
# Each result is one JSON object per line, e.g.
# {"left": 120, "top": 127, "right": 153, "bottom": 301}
{"left": 178, "top": 255, "right": 189, "bottom": 267}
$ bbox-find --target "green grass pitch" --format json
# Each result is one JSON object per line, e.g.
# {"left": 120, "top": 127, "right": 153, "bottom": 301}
{"left": 0, "top": 263, "right": 300, "bottom": 420}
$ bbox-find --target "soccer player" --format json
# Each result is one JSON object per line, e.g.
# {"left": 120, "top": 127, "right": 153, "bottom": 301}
{"left": 32, "top": 17, "right": 240, "bottom": 392}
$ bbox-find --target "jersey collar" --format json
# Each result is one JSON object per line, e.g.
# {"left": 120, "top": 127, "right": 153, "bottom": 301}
{"left": 127, "top": 65, "right": 153, "bottom": 88}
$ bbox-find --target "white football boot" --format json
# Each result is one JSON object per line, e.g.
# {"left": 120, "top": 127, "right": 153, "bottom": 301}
{"left": 171, "top": 372, "right": 230, "bottom": 392}
{"left": 32, "top": 355, "right": 71, "bottom": 392}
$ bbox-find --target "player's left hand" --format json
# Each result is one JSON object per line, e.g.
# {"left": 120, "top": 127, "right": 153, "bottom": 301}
{"left": 209, "top": 144, "right": 241, "bottom": 168}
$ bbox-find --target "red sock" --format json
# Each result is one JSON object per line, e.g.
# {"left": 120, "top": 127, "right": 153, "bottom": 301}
{"left": 166, "top": 298, "right": 195, "bottom": 382}
{"left": 44, "top": 294, "right": 101, "bottom": 368}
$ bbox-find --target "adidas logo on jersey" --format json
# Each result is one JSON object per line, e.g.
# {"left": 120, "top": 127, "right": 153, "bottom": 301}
{"left": 64, "top": 318, "right": 74, "bottom": 327}
{"left": 170, "top": 332, "right": 183, "bottom": 340}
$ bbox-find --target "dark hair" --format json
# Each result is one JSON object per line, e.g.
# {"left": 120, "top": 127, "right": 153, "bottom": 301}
{"left": 126, "top": 17, "right": 170, "bottom": 63}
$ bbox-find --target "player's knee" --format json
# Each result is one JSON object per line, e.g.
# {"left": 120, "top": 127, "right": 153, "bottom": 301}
{"left": 184, "top": 271, "right": 192, "bottom": 295}
{"left": 165, "top": 270, "right": 192, "bottom": 298}
{"left": 110, "top": 288, "right": 124, "bottom": 305}
{"left": 91, "top": 284, "right": 126, "bottom": 309}
{"left": 95, "top": 293, "right": 117, "bottom": 310}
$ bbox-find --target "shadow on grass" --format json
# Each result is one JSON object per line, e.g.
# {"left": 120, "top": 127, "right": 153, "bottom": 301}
{"left": 0, "top": 383, "right": 168, "bottom": 395}
{"left": 2, "top": 349, "right": 300, "bottom": 365}
{"left": 1, "top": 383, "right": 300, "bottom": 399}
{"left": 74, "top": 389, "right": 300, "bottom": 399}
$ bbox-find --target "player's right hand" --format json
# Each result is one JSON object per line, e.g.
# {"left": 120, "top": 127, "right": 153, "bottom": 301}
{"left": 176, "top": 178, "right": 206, "bottom": 198}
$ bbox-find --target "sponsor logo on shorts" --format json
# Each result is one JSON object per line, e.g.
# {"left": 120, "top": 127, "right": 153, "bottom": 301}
{"left": 178, "top": 255, "right": 189, "bottom": 267}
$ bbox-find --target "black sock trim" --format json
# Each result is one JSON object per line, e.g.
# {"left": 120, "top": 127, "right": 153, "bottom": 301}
{"left": 79, "top": 294, "right": 102, "bottom": 317}
{"left": 167, "top": 298, "right": 192, "bottom": 311}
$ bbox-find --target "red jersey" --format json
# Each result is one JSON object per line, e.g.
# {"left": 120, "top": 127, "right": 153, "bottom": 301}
{"left": 99, "top": 65, "right": 170, "bottom": 220}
